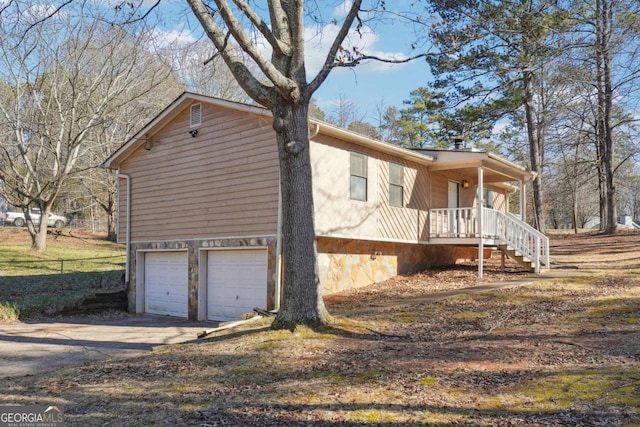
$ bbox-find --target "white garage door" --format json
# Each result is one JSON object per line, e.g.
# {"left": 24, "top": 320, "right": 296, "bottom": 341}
{"left": 207, "top": 249, "right": 268, "bottom": 321}
{"left": 144, "top": 251, "right": 188, "bottom": 318}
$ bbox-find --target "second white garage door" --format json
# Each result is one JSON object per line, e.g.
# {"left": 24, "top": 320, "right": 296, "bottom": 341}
{"left": 144, "top": 251, "right": 188, "bottom": 318}
{"left": 207, "top": 249, "right": 268, "bottom": 321}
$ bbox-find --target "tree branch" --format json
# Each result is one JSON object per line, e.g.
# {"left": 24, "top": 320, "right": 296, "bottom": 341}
{"left": 231, "top": 0, "right": 289, "bottom": 56}
{"left": 187, "top": 0, "right": 278, "bottom": 106}
{"left": 308, "top": 0, "right": 363, "bottom": 95}
{"left": 335, "top": 51, "right": 437, "bottom": 68}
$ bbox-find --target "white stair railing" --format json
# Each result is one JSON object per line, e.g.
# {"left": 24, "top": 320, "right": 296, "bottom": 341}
{"left": 430, "top": 207, "right": 550, "bottom": 273}
{"left": 500, "top": 211, "right": 550, "bottom": 273}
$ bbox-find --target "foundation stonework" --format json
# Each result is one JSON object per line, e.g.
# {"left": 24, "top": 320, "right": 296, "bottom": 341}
{"left": 316, "top": 237, "right": 457, "bottom": 294}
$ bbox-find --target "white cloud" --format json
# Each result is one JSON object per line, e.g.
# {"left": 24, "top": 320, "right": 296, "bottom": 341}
{"left": 152, "top": 27, "right": 197, "bottom": 48}
{"left": 333, "top": 1, "right": 353, "bottom": 18}
{"left": 304, "top": 22, "right": 409, "bottom": 76}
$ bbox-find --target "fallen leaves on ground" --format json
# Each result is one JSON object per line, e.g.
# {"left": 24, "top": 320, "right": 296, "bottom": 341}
{"left": 2, "top": 231, "right": 640, "bottom": 426}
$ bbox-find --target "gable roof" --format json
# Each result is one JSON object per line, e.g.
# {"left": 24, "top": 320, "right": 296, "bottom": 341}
{"left": 101, "top": 92, "right": 270, "bottom": 169}
{"left": 101, "top": 92, "right": 533, "bottom": 185}
{"left": 102, "top": 92, "right": 438, "bottom": 170}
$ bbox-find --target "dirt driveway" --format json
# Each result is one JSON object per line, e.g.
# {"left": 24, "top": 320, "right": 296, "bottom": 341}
{"left": 0, "top": 315, "right": 218, "bottom": 379}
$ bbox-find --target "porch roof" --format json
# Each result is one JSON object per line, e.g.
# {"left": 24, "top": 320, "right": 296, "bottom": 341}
{"left": 414, "top": 149, "right": 536, "bottom": 184}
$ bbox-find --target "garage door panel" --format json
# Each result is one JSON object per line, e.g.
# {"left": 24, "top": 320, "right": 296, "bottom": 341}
{"left": 207, "top": 249, "right": 268, "bottom": 321}
{"left": 145, "top": 251, "right": 188, "bottom": 318}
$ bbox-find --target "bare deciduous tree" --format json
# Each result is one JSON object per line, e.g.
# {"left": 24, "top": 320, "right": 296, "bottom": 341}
{"left": 0, "top": 1, "right": 175, "bottom": 251}
{"left": 169, "top": 38, "right": 252, "bottom": 102}
{"left": 183, "top": 0, "right": 431, "bottom": 329}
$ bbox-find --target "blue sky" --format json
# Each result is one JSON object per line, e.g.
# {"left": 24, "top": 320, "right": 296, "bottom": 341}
{"left": 158, "top": 0, "right": 435, "bottom": 124}
{"left": 313, "top": 58, "right": 434, "bottom": 123}
{"left": 300, "top": 1, "right": 437, "bottom": 122}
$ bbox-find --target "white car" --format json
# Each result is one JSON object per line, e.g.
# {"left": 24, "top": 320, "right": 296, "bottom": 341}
{"left": 4, "top": 208, "right": 67, "bottom": 228}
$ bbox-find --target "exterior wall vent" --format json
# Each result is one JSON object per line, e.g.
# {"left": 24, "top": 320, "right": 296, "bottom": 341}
{"left": 190, "top": 103, "right": 202, "bottom": 127}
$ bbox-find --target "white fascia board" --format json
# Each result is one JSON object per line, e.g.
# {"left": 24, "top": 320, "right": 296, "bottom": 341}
{"left": 312, "top": 120, "right": 436, "bottom": 166}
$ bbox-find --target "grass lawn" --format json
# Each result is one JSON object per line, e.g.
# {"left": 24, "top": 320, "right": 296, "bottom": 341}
{"left": 1, "top": 230, "right": 639, "bottom": 426}
{"left": 0, "top": 227, "right": 125, "bottom": 320}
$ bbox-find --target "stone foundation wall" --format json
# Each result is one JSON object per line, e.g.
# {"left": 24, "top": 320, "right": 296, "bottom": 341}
{"left": 316, "top": 237, "right": 458, "bottom": 294}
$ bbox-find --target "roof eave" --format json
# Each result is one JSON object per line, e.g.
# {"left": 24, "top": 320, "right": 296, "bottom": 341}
{"left": 311, "top": 119, "right": 436, "bottom": 165}
{"left": 101, "top": 92, "right": 272, "bottom": 170}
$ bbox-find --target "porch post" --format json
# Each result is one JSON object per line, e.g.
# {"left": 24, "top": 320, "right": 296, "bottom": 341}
{"left": 520, "top": 180, "right": 526, "bottom": 221}
{"left": 477, "top": 166, "right": 484, "bottom": 279}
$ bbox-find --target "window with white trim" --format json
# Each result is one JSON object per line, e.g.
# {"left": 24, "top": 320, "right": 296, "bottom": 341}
{"left": 389, "top": 162, "right": 404, "bottom": 207}
{"left": 350, "top": 152, "right": 368, "bottom": 201}
{"left": 190, "top": 103, "right": 202, "bottom": 127}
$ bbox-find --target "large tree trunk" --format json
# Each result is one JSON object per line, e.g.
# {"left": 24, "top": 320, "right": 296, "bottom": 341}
{"left": 523, "top": 69, "right": 546, "bottom": 233}
{"left": 32, "top": 223, "right": 48, "bottom": 252}
{"left": 28, "top": 211, "right": 49, "bottom": 252}
{"left": 593, "top": 0, "right": 617, "bottom": 234}
{"left": 270, "top": 98, "right": 332, "bottom": 330}
{"left": 601, "top": 0, "right": 616, "bottom": 235}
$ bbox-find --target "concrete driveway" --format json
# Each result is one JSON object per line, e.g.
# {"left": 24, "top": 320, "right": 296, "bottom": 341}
{"left": 0, "top": 315, "right": 219, "bottom": 378}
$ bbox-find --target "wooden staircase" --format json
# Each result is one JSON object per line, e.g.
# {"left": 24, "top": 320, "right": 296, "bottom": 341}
{"left": 430, "top": 207, "right": 551, "bottom": 274}
{"left": 498, "top": 244, "right": 542, "bottom": 273}
{"left": 494, "top": 212, "right": 550, "bottom": 273}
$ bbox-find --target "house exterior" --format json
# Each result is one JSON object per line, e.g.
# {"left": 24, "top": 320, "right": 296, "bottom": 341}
{"left": 102, "top": 92, "right": 549, "bottom": 322}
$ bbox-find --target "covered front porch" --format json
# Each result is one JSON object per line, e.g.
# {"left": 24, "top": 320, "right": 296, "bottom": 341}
{"left": 429, "top": 206, "right": 550, "bottom": 275}
{"left": 418, "top": 148, "right": 550, "bottom": 277}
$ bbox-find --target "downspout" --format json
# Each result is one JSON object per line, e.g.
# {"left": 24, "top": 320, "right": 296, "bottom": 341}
{"left": 520, "top": 179, "right": 527, "bottom": 221}
{"left": 117, "top": 173, "right": 131, "bottom": 286}
{"left": 309, "top": 122, "right": 321, "bottom": 139}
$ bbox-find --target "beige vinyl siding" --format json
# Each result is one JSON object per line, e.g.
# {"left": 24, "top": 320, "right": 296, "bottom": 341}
{"left": 430, "top": 172, "right": 450, "bottom": 209}
{"left": 311, "top": 134, "right": 430, "bottom": 242}
{"left": 493, "top": 191, "right": 507, "bottom": 212}
{"left": 117, "top": 176, "right": 129, "bottom": 244}
{"left": 120, "top": 102, "right": 279, "bottom": 241}
{"left": 431, "top": 171, "right": 509, "bottom": 212}
{"left": 431, "top": 171, "right": 476, "bottom": 208}
{"left": 312, "top": 137, "right": 379, "bottom": 237}
{"left": 378, "top": 160, "right": 429, "bottom": 241}
{"left": 486, "top": 188, "right": 507, "bottom": 212}
{"left": 471, "top": 186, "right": 507, "bottom": 211}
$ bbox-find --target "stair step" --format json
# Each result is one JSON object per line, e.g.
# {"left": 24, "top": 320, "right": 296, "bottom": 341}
{"left": 499, "top": 245, "right": 538, "bottom": 272}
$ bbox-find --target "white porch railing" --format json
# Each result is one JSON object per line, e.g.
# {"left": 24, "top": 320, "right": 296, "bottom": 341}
{"left": 430, "top": 207, "right": 550, "bottom": 273}
{"left": 430, "top": 207, "right": 477, "bottom": 237}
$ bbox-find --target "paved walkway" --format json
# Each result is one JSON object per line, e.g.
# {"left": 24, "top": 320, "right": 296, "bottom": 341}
{"left": 0, "top": 315, "right": 218, "bottom": 379}
{"left": 0, "top": 268, "right": 579, "bottom": 379}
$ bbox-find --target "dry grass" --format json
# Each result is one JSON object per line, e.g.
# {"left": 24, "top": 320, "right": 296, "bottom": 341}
{"left": 0, "top": 228, "right": 125, "bottom": 320}
{"left": 2, "top": 230, "right": 640, "bottom": 426}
